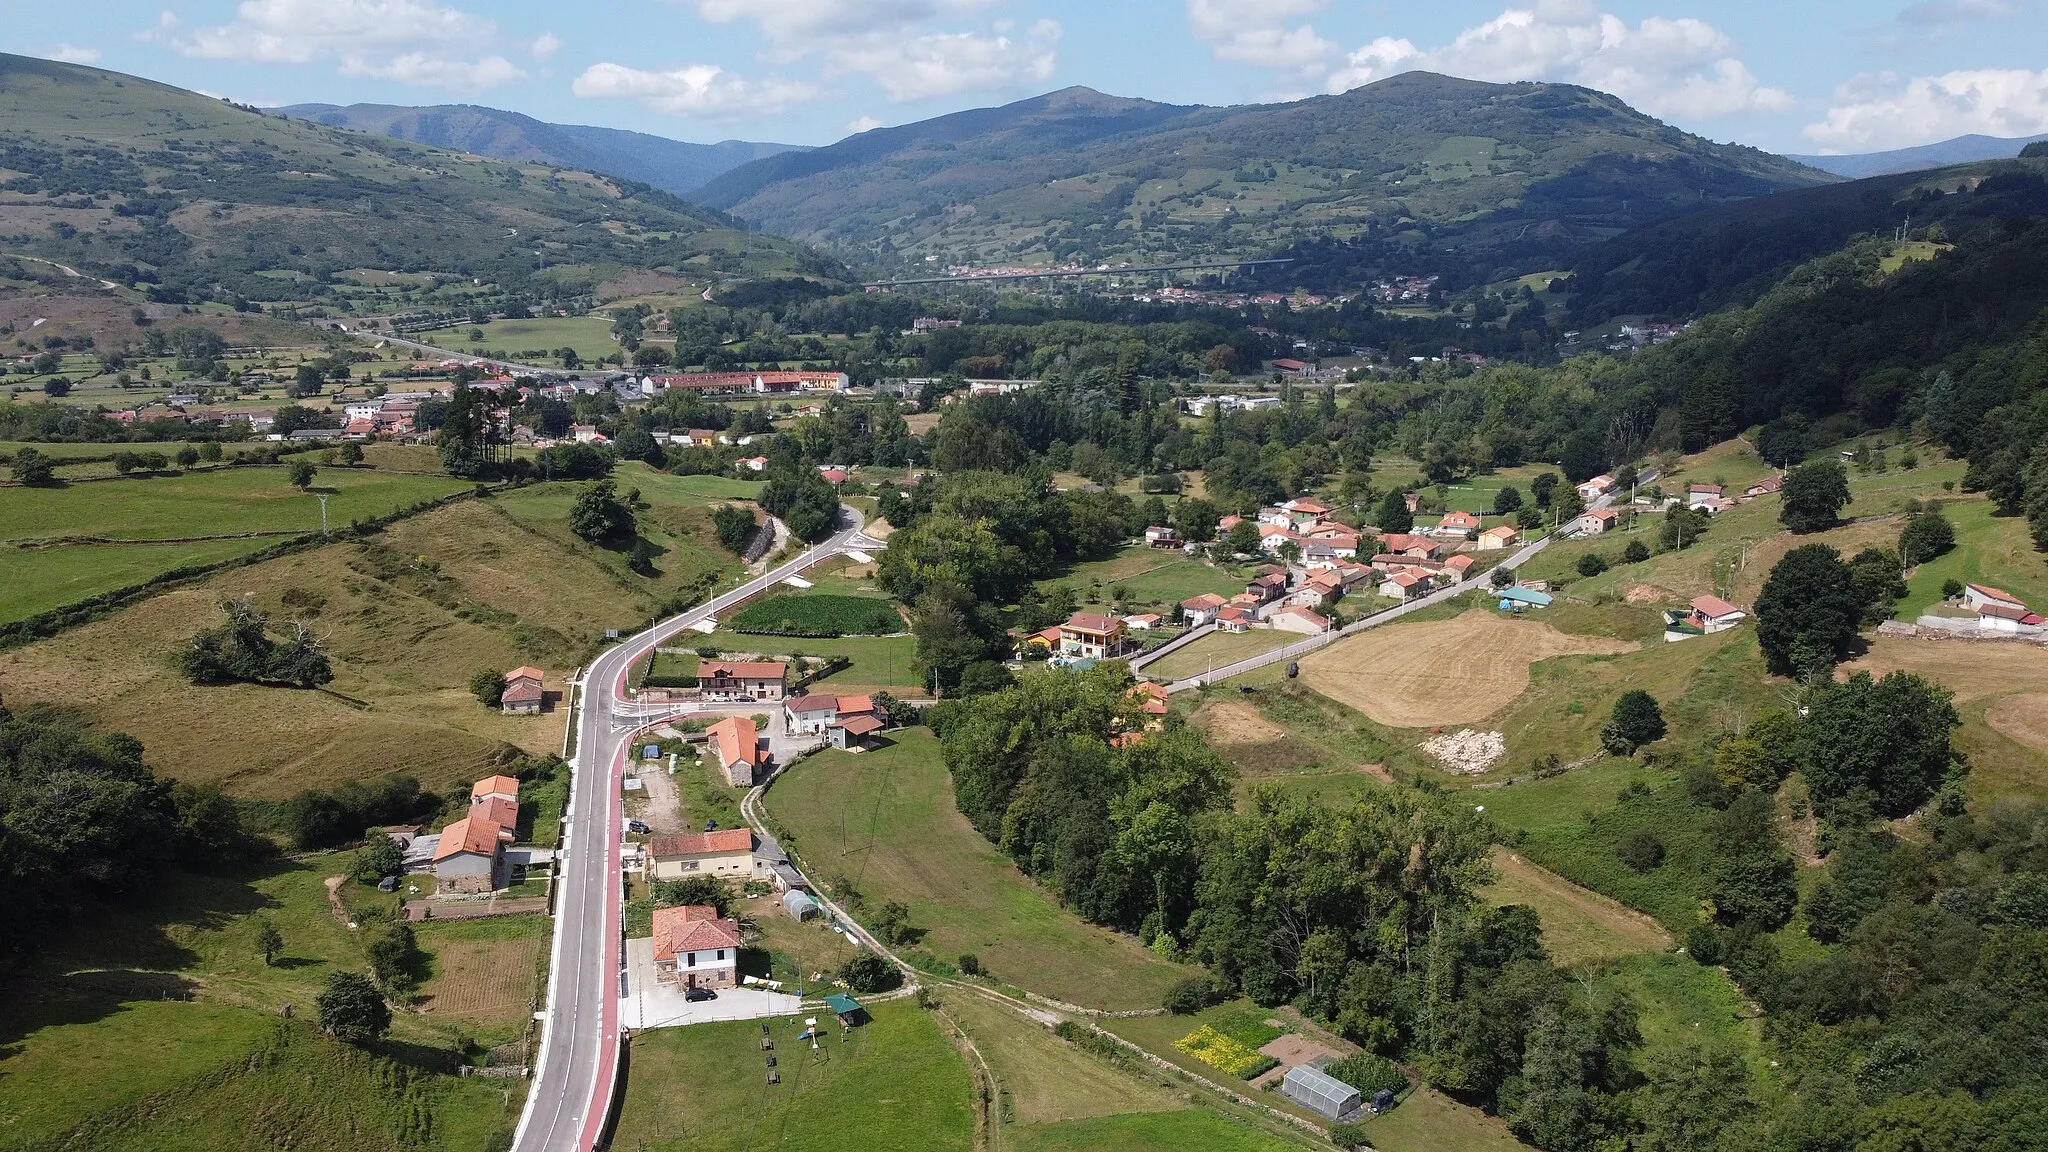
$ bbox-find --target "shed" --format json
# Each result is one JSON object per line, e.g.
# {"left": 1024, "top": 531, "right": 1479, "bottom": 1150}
{"left": 824, "top": 992, "right": 865, "bottom": 1024}
{"left": 642, "top": 744, "right": 662, "bottom": 760}
{"left": 1497, "top": 586, "right": 1553, "bottom": 610}
{"left": 782, "top": 890, "right": 821, "bottom": 921}
{"left": 1281, "top": 1063, "right": 1362, "bottom": 1121}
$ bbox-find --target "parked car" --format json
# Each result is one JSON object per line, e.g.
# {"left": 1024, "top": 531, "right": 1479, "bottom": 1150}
{"left": 685, "top": 986, "right": 717, "bottom": 1002}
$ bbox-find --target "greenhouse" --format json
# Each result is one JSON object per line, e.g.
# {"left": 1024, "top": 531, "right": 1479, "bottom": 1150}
{"left": 1280, "top": 1063, "right": 1362, "bottom": 1121}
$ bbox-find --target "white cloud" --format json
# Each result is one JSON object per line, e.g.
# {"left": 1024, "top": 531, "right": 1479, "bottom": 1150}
{"left": 668, "top": 0, "right": 1052, "bottom": 103}
{"left": 831, "top": 21, "right": 1060, "bottom": 102}
{"left": 1328, "top": 0, "right": 1789, "bottom": 120}
{"left": 170, "top": 0, "right": 525, "bottom": 90}
{"left": 1186, "top": 0, "right": 1336, "bottom": 69}
{"left": 1803, "top": 67, "right": 2048, "bottom": 150}
{"left": 530, "top": 33, "right": 562, "bottom": 60}
{"left": 847, "top": 115, "right": 885, "bottom": 134}
{"left": 43, "top": 43, "right": 102, "bottom": 64}
{"left": 571, "top": 62, "right": 818, "bottom": 118}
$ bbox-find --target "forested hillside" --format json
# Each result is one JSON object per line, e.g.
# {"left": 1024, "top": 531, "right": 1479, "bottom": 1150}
{"left": 0, "top": 53, "right": 840, "bottom": 307}
{"left": 697, "top": 73, "right": 1830, "bottom": 289}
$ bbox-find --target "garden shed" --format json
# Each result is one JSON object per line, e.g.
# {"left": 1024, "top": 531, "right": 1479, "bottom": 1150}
{"left": 782, "top": 890, "right": 821, "bottom": 921}
{"left": 1281, "top": 1063, "right": 1361, "bottom": 1121}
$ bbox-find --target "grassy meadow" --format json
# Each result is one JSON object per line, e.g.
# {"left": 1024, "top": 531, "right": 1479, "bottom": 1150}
{"left": 0, "top": 852, "right": 533, "bottom": 1151}
{"left": 763, "top": 730, "right": 1192, "bottom": 1010}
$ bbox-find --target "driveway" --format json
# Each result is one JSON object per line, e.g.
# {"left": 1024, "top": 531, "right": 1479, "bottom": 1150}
{"left": 620, "top": 938, "right": 803, "bottom": 1030}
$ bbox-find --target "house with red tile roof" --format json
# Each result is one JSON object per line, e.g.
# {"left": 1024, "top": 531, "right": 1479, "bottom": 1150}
{"left": 1059, "top": 612, "right": 1128, "bottom": 659}
{"left": 501, "top": 666, "right": 545, "bottom": 714}
{"left": 1272, "top": 606, "right": 1332, "bottom": 634}
{"left": 1690, "top": 595, "right": 1747, "bottom": 633}
{"left": 1477, "top": 524, "right": 1519, "bottom": 551}
{"left": 705, "top": 716, "right": 761, "bottom": 786}
{"left": 472, "top": 775, "right": 521, "bottom": 806}
{"left": 1964, "top": 583, "right": 2027, "bottom": 613}
{"left": 1181, "top": 593, "right": 1228, "bottom": 626}
{"left": 1376, "top": 533, "right": 1444, "bottom": 559}
{"left": 651, "top": 905, "right": 743, "bottom": 989}
{"left": 649, "top": 828, "right": 754, "bottom": 882}
{"left": 1434, "top": 511, "right": 1482, "bottom": 540}
{"left": 1215, "top": 605, "right": 1254, "bottom": 632}
{"left": 431, "top": 815, "right": 507, "bottom": 894}
{"left": 697, "top": 661, "right": 787, "bottom": 701}
{"left": 1378, "top": 569, "right": 1432, "bottom": 600}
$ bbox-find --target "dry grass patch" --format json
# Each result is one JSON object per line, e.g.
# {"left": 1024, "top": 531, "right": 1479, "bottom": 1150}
{"left": 1844, "top": 636, "right": 2048, "bottom": 704}
{"left": 416, "top": 918, "right": 546, "bottom": 1033}
{"left": 1986, "top": 693, "right": 2048, "bottom": 757}
{"left": 1301, "top": 611, "right": 1635, "bottom": 728}
{"left": 1484, "top": 850, "right": 1672, "bottom": 967}
{"left": 1729, "top": 516, "right": 1903, "bottom": 604}
{"left": 1194, "top": 699, "right": 1287, "bottom": 745}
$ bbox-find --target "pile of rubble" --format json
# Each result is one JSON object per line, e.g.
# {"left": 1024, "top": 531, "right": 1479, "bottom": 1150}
{"left": 1421, "top": 729, "right": 1506, "bottom": 775}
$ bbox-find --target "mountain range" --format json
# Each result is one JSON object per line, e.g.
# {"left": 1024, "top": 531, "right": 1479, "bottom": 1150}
{"left": 0, "top": 53, "right": 836, "bottom": 305}
{"left": 269, "top": 102, "right": 805, "bottom": 197}
{"left": 1788, "top": 133, "right": 2048, "bottom": 180}
{"left": 691, "top": 74, "right": 1834, "bottom": 289}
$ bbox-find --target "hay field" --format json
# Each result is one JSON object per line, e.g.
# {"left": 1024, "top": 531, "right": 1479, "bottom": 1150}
{"left": 1842, "top": 636, "right": 2048, "bottom": 795}
{"left": 416, "top": 916, "right": 547, "bottom": 1038}
{"left": 1987, "top": 694, "right": 2048, "bottom": 756}
{"left": 1483, "top": 850, "right": 1672, "bottom": 967}
{"left": 1300, "top": 611, "right": 1635, "bottom": 728}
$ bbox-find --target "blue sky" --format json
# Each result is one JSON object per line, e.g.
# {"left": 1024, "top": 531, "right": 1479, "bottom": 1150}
{"left": 8, "top": 1, "right": 2048, "bottom": 154}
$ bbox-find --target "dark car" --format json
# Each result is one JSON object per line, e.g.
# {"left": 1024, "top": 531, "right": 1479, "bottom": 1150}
{"left": 685, "top": 986, "right": 717, "bottom": 1002}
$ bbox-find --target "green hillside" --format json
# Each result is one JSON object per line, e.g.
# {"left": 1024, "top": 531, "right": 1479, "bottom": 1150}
{"left": 0, "top": 53, "right": 841, "bottom": 307}
{"left": 695, "top": 73, "right": 1832, "bottom": 288}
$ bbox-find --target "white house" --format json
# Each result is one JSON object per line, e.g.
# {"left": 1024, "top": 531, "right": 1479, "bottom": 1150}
{"left": 1271, "top": 606, "right": 1332, "bottom": 634}
{"left": 1964, "top": 583, "right": 2027, "bottom": 614}
{"left": 1434, "top": 511, "right": 1481, "bottom": 540}
{"left": 1568, "top": 509, "right": 1619, "bottom": 536}
{"left": 1690, "top": 595, "right": 1748, "bottom": 633}
{"left": 651, "top": 905, "right": 742, "bottom": 990}
{"left": 1180, "top": 593, "right": 1227, "bottom": 627}
{"left": 1576, "top": 475, "right": 1614, "bottom": 501}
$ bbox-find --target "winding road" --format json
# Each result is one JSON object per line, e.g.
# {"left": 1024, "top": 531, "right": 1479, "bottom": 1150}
{"left": 510, "top": 507, "right": 884, "bottom": 1152}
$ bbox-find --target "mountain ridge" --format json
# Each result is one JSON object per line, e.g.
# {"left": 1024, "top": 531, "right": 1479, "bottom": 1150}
{"left": 269, "top": 102, "right": 806, "bottom": 196}
{"left": 694, "top": 72, "right": 1836, "bottom": 291}
{"left": 1788, "top": 132, "right": 2048, "bottom": 180}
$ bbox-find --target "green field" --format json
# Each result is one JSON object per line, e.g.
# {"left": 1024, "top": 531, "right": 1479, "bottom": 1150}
{"left": 1144, "top": 628, "right": 1299, "bottom": 681}
{"left": 1010, "top": 1110, "right": 1313, "bottom": 1151}
{"left": 1895, "top": 494, "right": 2048, "bottom": 618}
{"left": 0, "top": 853, "right": 528, "bottom": 1150}
{"left": 415, "top": 315, "right": 620, "bottom": 363}
{"left": 731, "top": 592, "right": 902, "bottom": 637}
{"left": 706, "top": 631, "right": 921, "bottom": 694}
{"left": 611, "top": 999, "right": 974, "bottom": 1152}
{"left": 0, "top": 536, "right": 281, "bottom": 624}
{"left": 764, "top": 730, "right": 1191, "bottom": 1010}
{"left": 624, "top": 465, "right": 766, "bottom": 504}
{"left": 0, "top": 467, "right": 473, "bottom": 542}
{"left": 1048, "top": 549, "right": 1244, "bottom": 613}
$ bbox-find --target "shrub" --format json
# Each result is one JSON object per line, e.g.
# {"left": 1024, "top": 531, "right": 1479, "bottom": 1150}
{"left": 1623, "top": 539, "right": 1649, "bottom": 563}
{"left": 316, "top": 971, "right": 391, "bottom": 1042}
{"left": 469, "top": 668, "right": 506, "bottom": 706}
{"left": 839, "top": 953, "right": 902, "bottom": 993}
{"left": 1576, "top": 553, "right": 1609, "bottom": 577}
{"left": 1330, "top": 1120, "right": 1371, "bottom": 1149}
{"left": 1616, "top": 828, "right": 1666, "bottom": 872}
{"left": 1601, "top": 690, "right": 1667, "bottom": 754}
{"left": 1685, "top": 923, "right": 1724, "bottom": 965}
{"left": 957, "top": 953, "right": 981, "bottom": 976}
{"left": 1163, "top": 977, "right": 1219, "bottom": 1014}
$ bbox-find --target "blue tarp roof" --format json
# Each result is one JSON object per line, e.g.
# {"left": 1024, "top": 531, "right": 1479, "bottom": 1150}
{"left": 1498, "top": 587, "right": 1553, "bottom": 607}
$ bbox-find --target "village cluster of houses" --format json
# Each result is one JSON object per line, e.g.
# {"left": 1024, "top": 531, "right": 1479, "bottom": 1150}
{"left": 1566, "top": 473, "right": 1784, "bottom": 537}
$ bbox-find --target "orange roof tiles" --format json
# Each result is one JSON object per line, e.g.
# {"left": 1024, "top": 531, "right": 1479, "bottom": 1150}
{"left": 432, "top": 815, "right": 502, "bottom": 862}
{"left": 472, "top": 775, "right": 521, "bottom": 801}
{"left": 700, "top": 661, "right": 788, "bottom": 681}
{"left": 707, "top": 716, "right": 758, "bottom": 769}
{"left": 648, "top": 829, "right": 754, "bottom": 858}
{"left": 651, "top": 905, "right": 742, "bottom": 962}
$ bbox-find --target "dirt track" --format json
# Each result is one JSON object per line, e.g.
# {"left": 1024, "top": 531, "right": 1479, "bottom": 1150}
{"left": 1299, "top": 611, "right": 1634, "bottom": 728}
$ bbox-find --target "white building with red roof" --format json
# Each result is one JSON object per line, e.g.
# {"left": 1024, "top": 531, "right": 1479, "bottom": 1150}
{"left": 650, "top": 905, "right": 743, "bottom": 989}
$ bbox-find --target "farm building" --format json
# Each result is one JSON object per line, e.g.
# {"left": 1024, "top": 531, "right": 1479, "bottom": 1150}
{"left": 1477, "top": 524, "right": 1519, "bottom": 550}
{"left": 501, "top": 667, "right": 545, "bottom": 714}
{"left": 830, "top": 711, "right": 884, "bottom": 750}
{"left": 1498, "top": 586, "right": 1554, "bottom": 611}
{"left": 431, "top": 815, "right": 507, "bottom": 894}
{"left": 705, "top": 716, "right": 762, "bottom": 786}
{"left": 1281, "top": 1064, "right": 1362, "bottom": 1121}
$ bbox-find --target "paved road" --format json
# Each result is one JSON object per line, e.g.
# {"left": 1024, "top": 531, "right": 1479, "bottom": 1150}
{"left": 510, "top": 508, "right": 883, "bottom": 1152}
{"left": 1160, "top": 476, "right": 1651, "bottom": 691}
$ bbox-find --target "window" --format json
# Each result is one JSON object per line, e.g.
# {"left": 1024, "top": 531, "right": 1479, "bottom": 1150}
{"left": 687, "top": 952, "right": 696, "bottom": 967}
{"left": 682, "top": 861, "right": 699, "bottom": 871}
{"left": 717, "top": 949, "right": 725, "bottom": 960}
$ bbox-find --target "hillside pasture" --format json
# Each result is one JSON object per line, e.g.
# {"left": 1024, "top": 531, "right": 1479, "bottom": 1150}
{"left": 1143, "top": 628, "right": 1298, "bottom": 682}
{"left": 764, "top": 730, "right": 1191, "bottom": 1011}
{"left": 1483, "top": 850, "right": 1673, "bottom": 967}
{"left": 1300, "top": 611, "right": 1635, "bottom": 728}
{"left": 1843, "top": 636, "right": 2048, "bottom": 798}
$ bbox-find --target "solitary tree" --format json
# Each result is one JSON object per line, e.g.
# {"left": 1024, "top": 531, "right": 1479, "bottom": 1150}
{"left": 1623, "top": 539, "right": 1650, "bottom": 564}
{"left": 1897, "top": 509, "right": 1955, "bottom": 567}
{"left": 1780, "top": 460, "right": 1852, "bottom": 533}
{"left": 1754, "top": 544, "right": 1864, "bottom": 678}
{"left": 9, "top": 447, "right": 55, "bottom": 486}
{"left": 339, "top": 441, "right": 364, "bottom": 466}
{"left": 1493, "top": 486, "right": 1525, "bottom": 515}
{"left": 255, "top": 919, "right": 284, "bottom": 967}
{"left": 1577, "top": 553, "right": 1609, "bottom": 577}
{"left": 1377, "top": 489, "right": 1414, "bottom": 534}
{"left": 288, "top": 459, "right": 317, "bottom": 490}
{"left": 1602, "top": 690, "right": 1667, "bottom": 754}
{"left": 315, "top": 971, "right": 391, "bottom": 1042}
{"left": 569, "top": 478, "right": 634, "bottom": 543}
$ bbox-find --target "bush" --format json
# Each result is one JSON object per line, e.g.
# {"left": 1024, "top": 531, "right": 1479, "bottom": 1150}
{"left": 1601, "top": 690, "right": 1667, "bottom": 754}
{"left": 1685, "top": 923, "right": 1724, "bottom": 965}
{"left": 1326, "top": 1052, "right": 1406, "bottom": 1097}
{"left": 957, "top": 953, "right": 981, "bottom": 976}
{"left": 469, "top": 668, "right": 506, "bottom": 707}
{"left": 1576, "top": 553, "right": 1609, "bottom": 577}
{"left": 315, "top": 971, "right": 391, "bottom": 1042}
{"left": 651, "top": 875, "right": 731, "bottom": 916}
{"left": 1623, "top": 539, "right": 1649, "bottom": 563}
{"left": 839, "top": 953, "right": 902, "bottom": 993}
{"left": 1329, "top": 1120, "right": 1371, "bottom": 1149}
{"left": 1616, "top": 828, "right": 1666, "bottom": 872}
{"left": 1163, "top": 976, "right": 1219, "bottom": 1014}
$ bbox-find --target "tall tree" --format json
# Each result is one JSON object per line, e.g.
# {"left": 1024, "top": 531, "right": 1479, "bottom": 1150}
{"left": 1755, "top": 545, "right": 1864, "bottom": 678}
{"left": 1780, "top": 460, "right": 1852, "bottom": 533}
